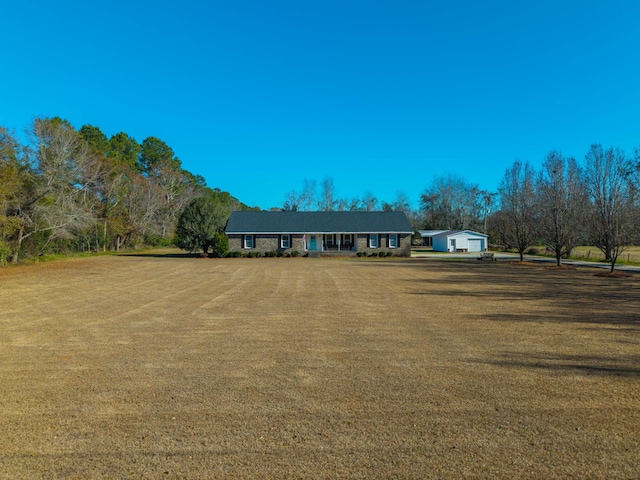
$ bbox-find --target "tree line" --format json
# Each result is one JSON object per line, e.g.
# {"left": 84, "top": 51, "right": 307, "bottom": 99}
{"left": 280, "top": 145, "right": 640, "bottom": 271}
{"left": 495, "top": 145, "right": 639, "bottom": 271}
{"left": 282, "top": 176, "right": 412, "bottom": 213}
{"left": 2, "top": 116, "right": 638, "bottom": 272}
{"left": 0, "top": 118, "right": 252, "bottom": 265}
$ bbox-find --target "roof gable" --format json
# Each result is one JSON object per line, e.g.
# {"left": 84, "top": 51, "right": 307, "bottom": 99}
{"left": 225, "top": 211, "right": 413, "bottom": 234}
{"left": 433, "top": 229, "right": 488, "bottom": 238}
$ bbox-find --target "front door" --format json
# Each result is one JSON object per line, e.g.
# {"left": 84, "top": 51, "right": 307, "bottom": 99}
{"left": 309, "top": 235, "right": 317, "bottom": 250}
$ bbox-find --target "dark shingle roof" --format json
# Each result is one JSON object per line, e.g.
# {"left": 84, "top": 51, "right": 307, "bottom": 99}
{"left": 225, "top": 211, "right": 413, "bottom": 234}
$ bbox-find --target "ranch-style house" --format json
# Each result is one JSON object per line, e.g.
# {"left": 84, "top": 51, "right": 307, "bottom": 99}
{"left": 225, "top": 211, "right": 413, "bottom": 257}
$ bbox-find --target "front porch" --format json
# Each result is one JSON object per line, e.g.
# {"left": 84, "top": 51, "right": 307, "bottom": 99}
{"left": 305, "top": 233, "right": 357, "bottom": 253}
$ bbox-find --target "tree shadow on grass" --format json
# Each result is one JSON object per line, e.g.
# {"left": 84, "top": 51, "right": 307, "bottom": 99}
{"left": 402, "top": 259, "right": 640, "bottom": 327}
{"left": 117, "top": 252, "right": 205, "bottom": 259}
{"left": 473, "top": 351, "right": 640, "bottom": 377}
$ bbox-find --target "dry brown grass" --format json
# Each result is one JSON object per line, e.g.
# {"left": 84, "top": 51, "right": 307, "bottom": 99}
{"left": 0, "top": 253, "right": 639, "bottom": 479}
{"left": 594, "top": 271, "right": 633, "bottom": 278}
{"left": 571, "top": 246, "right": 640, "bottom": 263}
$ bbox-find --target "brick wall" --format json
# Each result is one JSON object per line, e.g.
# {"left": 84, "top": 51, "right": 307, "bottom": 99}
{"left": 227, "top": 234, "right": 305, "bottom": 254}
{"left": 356, "top": 233, "right": 411, "bottom": 257}
{"left": 227, "top": 232, "right": 411, "bottom": 257}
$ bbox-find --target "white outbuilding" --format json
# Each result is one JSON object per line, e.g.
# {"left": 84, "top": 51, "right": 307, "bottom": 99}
{"left": 418, "top": 229, "right": 489, "bottom": 253}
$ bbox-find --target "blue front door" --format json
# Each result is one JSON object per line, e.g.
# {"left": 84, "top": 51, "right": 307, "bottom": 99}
{"left": 309, "top": 235, "right": 317, "bottom": 250}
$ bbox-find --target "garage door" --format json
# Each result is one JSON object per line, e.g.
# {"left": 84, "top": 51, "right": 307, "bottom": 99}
{"left": 468, "top": 239, "right": 483, "bottom": 252}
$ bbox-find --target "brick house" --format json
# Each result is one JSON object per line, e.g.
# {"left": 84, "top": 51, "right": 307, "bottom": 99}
{"left": 225, "top": 211, "right": 413, "bottom": 257}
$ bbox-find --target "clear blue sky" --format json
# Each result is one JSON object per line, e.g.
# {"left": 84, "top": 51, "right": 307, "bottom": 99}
{"left": 1, "top": 1, "right": 638, "bottom": 210}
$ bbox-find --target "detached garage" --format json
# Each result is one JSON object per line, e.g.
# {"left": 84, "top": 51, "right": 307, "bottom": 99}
{"left": 419, "top": 230, "right": 489, "bottom": 253}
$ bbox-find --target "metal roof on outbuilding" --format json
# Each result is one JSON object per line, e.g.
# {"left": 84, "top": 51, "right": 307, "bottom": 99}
{"left": 419, "top": 229, "right": 488, "bottom": 238}
{"left": 225, "top": 211, "right": 414, "bottom": 234}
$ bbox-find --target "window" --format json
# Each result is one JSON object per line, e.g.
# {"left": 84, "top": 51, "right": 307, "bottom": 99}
{"left": 369, "top": 234, "right": 379, "bottom": 248}
{"left": 280, "top": 235, "right": 290, "bottom": 249}
{"left": 244, "top": 235, "right": 254, "bottom": 249}
{"left": 389, "top": 234, "right": 398, "bottom": 248}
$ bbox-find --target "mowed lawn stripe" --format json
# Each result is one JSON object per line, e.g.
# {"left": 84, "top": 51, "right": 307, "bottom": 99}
{"left": 0, "top": 254, "right": 638, "bottom": 478}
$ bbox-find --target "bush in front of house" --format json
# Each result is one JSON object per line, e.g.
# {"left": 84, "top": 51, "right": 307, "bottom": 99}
{"left": 264, "top": 251, "right": 277, "bottom": 257}
{"left": 291, "top": 250, "right": 300, "bottom": 257}
{"left": 210, "top": 231, "right": 229, "bottom": 258}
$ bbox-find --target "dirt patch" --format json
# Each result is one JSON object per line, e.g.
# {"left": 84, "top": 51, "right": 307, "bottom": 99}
{"left": 508, "top": 260, "right": 541, "bottom": 266}
{"left": 594, "top": 270, "right": 633, "bottom": 278}
{"left": 1, "top": 254, "right": 639, "bottom": 478}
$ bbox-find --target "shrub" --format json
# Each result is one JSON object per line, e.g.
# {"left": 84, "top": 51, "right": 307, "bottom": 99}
{"left": 144, "top": 234, "right": 172, "bottom": 247}
{"left": 276, "top": 251, "right": 284, "bottom": 257}
{"left": 284, "top": 252, "right": 291, "bottom": 257}
{"left": 291, "top": 250, "right": 300, "bottom": 257}
{"left": 0, "top": 240, "right": 11, "bottom": 266}
{"left": 264, "top": 251, "right": 277, "bottom": 257}
{"left": 253, "top": 251, "right": 262, "bottom": 258}
{"left": 210, "top": 231, "right": 229, "bottom": 258}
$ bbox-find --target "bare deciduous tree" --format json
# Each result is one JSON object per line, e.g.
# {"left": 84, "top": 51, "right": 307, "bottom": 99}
{"left": 584, "top": 144, "right": 636, "bottom": 272}
{"left": 361, "top": 191, "right": 378, "bottom": 211}
{"left": 420, "top": 174, "right": 483, "bottom": 230}
{"left": 536, "top": 152, "right": 587, "bottom": 266}
{"left": 9, "top": 118, "right": 99, "bottom": 262}
{"left": 317, "top": 176, "right": 337, "bottom": 211}
{"left": 498, "top": 161, "right": 537, "bottom": 261}
{"left": 282, "top": 178, "right": 317, "bottom": 211}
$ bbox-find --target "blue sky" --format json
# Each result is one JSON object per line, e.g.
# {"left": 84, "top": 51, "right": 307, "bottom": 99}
{"left": 1, "top": 1, "right": 639, "bottom": 210}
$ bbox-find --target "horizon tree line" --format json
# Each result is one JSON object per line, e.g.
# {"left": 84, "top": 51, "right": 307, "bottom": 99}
{"left": 0, "top": 118, "right": 252, "bottom": 265}
{"left": 279, "top": 145, "right": 639, "bottom": 271}
{"left": 2, "top": 116, "right": 638, "bottom": 271}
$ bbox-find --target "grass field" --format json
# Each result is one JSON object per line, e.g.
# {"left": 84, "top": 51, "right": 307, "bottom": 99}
{"left": 570, "top": 246, "right": 640, "bottom": 263}
{"left": 1, "top": 253, "right": 639, "bottom": 478}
